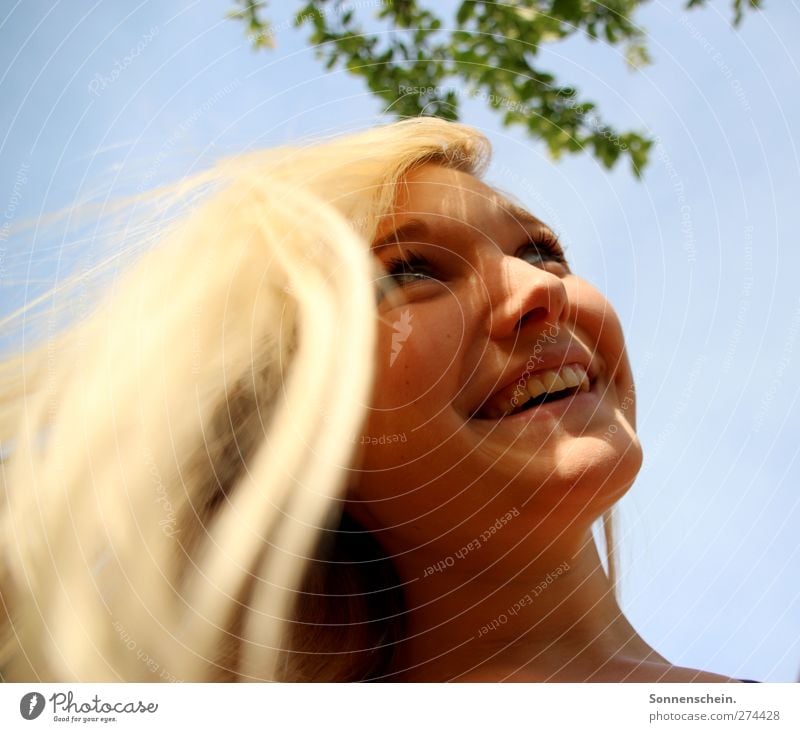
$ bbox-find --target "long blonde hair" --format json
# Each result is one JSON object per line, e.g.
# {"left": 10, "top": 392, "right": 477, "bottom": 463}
{"left": 0, "top": 118, "right": 490, "bottom": 681}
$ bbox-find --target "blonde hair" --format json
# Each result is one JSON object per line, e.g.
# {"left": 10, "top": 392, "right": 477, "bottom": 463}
{"left": 0, "top": 118, "right": 490, "bottom": 681}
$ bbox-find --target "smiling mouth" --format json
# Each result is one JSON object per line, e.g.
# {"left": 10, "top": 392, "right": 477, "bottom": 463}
{"left": 473, "top": 363, "right": 591, "bottom": 419}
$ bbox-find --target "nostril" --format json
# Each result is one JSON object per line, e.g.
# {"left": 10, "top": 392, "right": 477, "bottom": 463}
{"left": 516, "top": 306, "right": 548, "bottom": 330}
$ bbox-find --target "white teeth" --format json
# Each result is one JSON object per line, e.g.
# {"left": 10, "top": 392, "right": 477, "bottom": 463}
{"left": 570, "top": 364, "right": 590, "bottom": 393}
{"left": 513, "top": 385, "right": 528, "bottom": 405}
{"left": 526, "top": 377, "right": 547, "bottom": 400}
{"left": 481, "top": 363, "right": 591, "bottom": 418}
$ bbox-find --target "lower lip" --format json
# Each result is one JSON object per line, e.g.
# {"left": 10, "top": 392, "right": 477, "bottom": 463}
{"left": 472, "top": 378, "right": 600, "bottom": 424}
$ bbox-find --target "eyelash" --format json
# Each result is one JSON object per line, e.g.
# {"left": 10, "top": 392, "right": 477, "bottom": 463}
{"left": 382, "top": 233, "right": 567, "bottom": 287}
{"left": 383, "top": 249, "right": 438, "bottom": 286}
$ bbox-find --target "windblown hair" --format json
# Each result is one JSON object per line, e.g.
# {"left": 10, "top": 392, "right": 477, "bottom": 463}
{"left": 0, "top": 118, "right": 490, "bottom": 681}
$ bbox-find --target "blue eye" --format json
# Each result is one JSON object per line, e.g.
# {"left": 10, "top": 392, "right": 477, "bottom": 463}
{"left": 383, "top": 249, "right": 439, "bottom": 287}
{"left": 516, "top": 231, "right": 568, "bottom": 268}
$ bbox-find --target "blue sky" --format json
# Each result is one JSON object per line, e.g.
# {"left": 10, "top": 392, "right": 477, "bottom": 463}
{"left": 1, "top": 1, "right": 798, "bottom": 681}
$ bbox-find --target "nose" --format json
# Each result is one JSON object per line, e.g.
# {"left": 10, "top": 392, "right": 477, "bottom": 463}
{"left": 486, "top": 255, "right": 568, "bottom": 340}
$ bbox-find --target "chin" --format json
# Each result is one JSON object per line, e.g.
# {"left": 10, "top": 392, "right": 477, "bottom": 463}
{"left": 513, "top": 430, "right": 643, "bottom": 525}
{"left": 564, "top": 430, "right": 643, "bottom": 508}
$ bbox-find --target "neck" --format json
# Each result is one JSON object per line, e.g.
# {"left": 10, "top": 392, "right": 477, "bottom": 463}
{"left": 383, "top": 526, "right": 664, "bottom": 681}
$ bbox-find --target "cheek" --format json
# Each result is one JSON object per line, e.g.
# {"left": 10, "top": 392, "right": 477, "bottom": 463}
{"left": 357, "top": 300, "right": 467, "bottom": 483}
{"left": 567, "top": 280, "right": 634, "bottom": 391}
{"left": 370, "top": 299, "right": 466, "bottom": 413}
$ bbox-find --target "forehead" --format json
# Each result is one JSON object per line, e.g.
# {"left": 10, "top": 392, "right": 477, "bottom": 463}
{"left": 395, "top": 163, "right": 522, "bottom": 218}
{"left": 375, "top": 164, "right": 540, "bottom": 242}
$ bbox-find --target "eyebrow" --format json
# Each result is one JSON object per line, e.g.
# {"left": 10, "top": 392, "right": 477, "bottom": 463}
{"left": 370, "top": 203, "right": 547, "bottom": 252}
{"left": 499, "top": 200, "right": 543, "bottom": 229}
{"left": 371, "top": 218, "right": 431, "bottom": 251}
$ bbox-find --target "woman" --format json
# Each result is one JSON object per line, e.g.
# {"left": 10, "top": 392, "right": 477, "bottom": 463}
{"left": 0, "top": 118, "right": 739, "bottom": 682}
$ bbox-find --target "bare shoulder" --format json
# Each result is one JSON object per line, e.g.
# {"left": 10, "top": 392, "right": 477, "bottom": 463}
{"left": 450, "top": 663, "right": 742, "bottom": 683}
{"left": 622, "top": 661, "right": 741, "bottom": 683}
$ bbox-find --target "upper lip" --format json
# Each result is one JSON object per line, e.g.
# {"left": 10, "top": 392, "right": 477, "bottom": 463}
{"left": 470, "top": 344, "right": 599, "bottom": 418}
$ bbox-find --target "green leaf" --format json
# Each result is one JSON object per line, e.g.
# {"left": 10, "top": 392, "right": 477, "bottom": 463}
{"left": 455, "top": 1, "right": 476, "bottom": 25}
{"left": 293, "top": 4, "right": 315, "bottom": 26}
{"left": 227, "top": 0, "right": 764, "bottom": 178}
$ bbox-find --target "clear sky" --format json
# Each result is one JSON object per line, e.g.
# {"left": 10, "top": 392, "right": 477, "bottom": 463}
{"left": 1, "top": 1, "right": 798, "bottom": 682}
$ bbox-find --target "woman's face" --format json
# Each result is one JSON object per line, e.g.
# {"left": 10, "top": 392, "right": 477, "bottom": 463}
{"left": 347, "top": 164, "right": 642, "bottom": 554}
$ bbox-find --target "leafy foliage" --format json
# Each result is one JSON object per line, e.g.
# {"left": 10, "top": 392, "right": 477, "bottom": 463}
{"left": 229, "top": 0, "right": 760, "bottom": 177}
